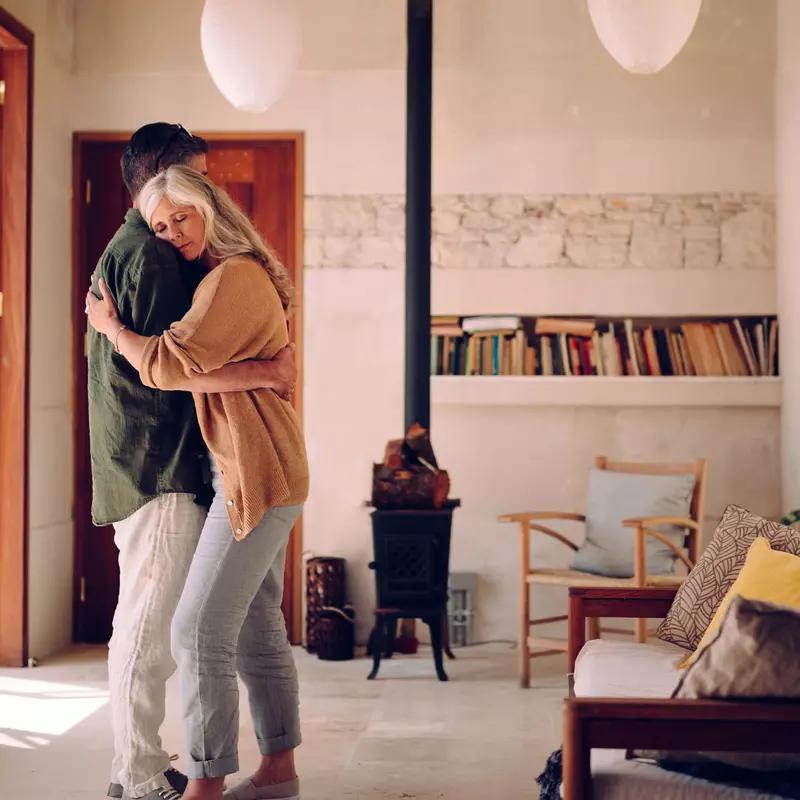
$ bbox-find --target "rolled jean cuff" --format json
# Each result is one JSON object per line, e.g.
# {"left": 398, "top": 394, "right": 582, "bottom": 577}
{"left": 257, "top": 728, "right": 302, "bottom": 756}
{"left": 187, "top": 754, "right": 239, "bottom": 779}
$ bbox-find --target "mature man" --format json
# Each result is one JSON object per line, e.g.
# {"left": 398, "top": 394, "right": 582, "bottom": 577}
{"left": 88, "top": 123, "right": 297, "bottom": 800}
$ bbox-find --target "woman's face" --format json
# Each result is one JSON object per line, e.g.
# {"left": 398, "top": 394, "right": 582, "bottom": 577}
{"left": 151, "top": 197, "right": 206, "bottom": 262}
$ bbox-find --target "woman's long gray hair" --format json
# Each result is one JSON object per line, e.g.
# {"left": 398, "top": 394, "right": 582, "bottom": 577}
{"left": 137, "top": 164, "right": 295, "bottom": 312}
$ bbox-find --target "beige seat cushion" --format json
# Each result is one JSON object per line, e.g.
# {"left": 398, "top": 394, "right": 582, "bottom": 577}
{"left": 573, "top": 639, "right": 687, "bottom": 699}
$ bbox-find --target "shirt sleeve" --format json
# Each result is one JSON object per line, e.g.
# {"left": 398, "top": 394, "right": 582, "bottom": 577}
{"left": 139, "top": 258, "right": 285, "bottom": 390}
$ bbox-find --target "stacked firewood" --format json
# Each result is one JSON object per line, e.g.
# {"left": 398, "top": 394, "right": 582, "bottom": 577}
{"left": 371, "top": 423, "right": 451, "bottom": 509}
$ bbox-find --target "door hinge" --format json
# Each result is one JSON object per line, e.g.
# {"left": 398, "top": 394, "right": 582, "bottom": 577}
{"left": 0, "top": 291, "right": 3, "bottom": 318}
{"left": 85, "top": 179, "right": 92, "bottom": 205}
{"left": 80, "top": 577, "right": 86, "bottom": 603}
{"left": 0, "top": 80, "right": 6, "bottom": 106}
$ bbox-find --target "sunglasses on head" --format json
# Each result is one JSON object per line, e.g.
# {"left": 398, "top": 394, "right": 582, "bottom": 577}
{"left": 154, "top": 123, "right": 194, "bottom": 174}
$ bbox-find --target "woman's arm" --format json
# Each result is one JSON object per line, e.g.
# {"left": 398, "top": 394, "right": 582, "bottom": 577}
{"left": 87, "top": 279, "right": 297, "bottom": 396}
{"left": 137, "top": 258, "right": 287, "bottom": 391}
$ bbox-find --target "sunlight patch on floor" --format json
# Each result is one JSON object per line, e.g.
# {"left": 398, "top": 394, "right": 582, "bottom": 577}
{"left": 0, "top": 676, "right": 109, "bottom": 739}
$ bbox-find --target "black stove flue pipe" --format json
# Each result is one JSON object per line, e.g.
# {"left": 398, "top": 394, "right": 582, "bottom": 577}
{"left": 404, "top": 0, "right": 433, "bottom": 433}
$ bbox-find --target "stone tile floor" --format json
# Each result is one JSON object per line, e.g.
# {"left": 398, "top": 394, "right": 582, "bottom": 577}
{"left": 0, "top": 644, "right": 565, "bottom": 799}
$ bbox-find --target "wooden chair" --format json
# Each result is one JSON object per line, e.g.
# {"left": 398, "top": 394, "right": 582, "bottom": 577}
{"left": 499, "top": 456, "right": 707, "bottom": 688}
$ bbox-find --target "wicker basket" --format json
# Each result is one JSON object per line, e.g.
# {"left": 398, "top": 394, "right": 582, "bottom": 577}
{"left": 305, "top": 557, "right": 346, "bottom": 654}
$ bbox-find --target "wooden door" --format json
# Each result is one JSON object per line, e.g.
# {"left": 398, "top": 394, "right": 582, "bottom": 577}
{"left": 73, "top": 135, "right": 304, "bottom": 645}
{"left": 0, "top": 13, "right": 33, "bottom": 668}
{"left": 72, "top": 141, "right": 130, "bottom": 643}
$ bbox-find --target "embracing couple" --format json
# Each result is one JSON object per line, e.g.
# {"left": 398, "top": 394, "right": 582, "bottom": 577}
{"left": 87, "top": 123, "right": 309, "bottom": 800}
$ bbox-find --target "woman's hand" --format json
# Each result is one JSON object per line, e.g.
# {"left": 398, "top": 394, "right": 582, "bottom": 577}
{"left": 86, "top": 279, "right": 122, "bottom": 340}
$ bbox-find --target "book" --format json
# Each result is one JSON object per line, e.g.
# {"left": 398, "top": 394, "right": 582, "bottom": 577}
{"left": 769, "top": 320, "right": 779, "bottom": 377}
{"left": 462, "top": 315, "right": 521, "bottom": 334}
{"left": 634, "top": 331, "right": 648, "bottom": 375}
{"left": 643, "top": 327, "right": 661, "bottom": 377}
{"left": 592, "top": 330, "right": 605, "bottom": 376}
{"left": 569, "top": 337, "right": 581, "bottom": 376}
{"left": 666, "top": 332, "right": 682, "bottom": 376}
{"left": 541, "top": 337, "right": 553, "bottom": 376}
{"left": 718, "top": 323, "right": 748, "bottom": 377}
{"left": 602, "top": 330, "right": 619, "bottom": 376}
{"left": 534, "top": 317, "right": 596, "bottom": 337}
{"left": 653, "top": 329, "right": 673, "bottom": 376}
{"left": 678, "top": 333, "right": 695, "bottom": 376}
{"left": 755, "top": 323, "right": 767, "bottom": 377}
{"left": 431, "top": 323, "right": 464, "bottom": 337}
{"left": 713, "top": 325, "right": 733, "bottom": 377}
{"left": 733, "top": 319, "right": 758, "bottom": 377}
{"left": 624, "top": 319, "right": 640, "bottom": 376}
{"left": 525, "top": 344, "right": 537, "bottom": 376}
{"left": 560, "top": 334, "right": 572, "bottom": 376}
{"left": 704, "top": 323, "right": 726, "bottom": 377}
{"left": 682, "top": 323, "right": 708, "bottom": 376}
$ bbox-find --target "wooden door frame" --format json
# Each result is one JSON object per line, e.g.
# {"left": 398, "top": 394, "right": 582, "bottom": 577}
{"left": 0, "top": 8, "right": 33, "bottom": 668}
{"left": 71, "top": 131, "right": 306, "bottom": 644}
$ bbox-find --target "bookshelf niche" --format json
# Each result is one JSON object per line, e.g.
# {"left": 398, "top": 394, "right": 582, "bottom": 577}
{"left": 430, "top": 315, "right": 781, "bottom": 409}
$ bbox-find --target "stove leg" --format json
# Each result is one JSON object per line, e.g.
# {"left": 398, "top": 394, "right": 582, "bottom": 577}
{"left": 443, "top": 615, "right": 456, "bottom": 660}
{"left": 426, "top": 612, "right": 449, "bottom": 682}
{"left": 367, "top": 616, "right": 385, "bottom": 680}
{"left": 385, "top": 617, "right": 397, "bottom": 658}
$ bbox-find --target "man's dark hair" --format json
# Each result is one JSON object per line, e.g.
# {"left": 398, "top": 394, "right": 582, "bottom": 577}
{"left": 121, "top": 122, "right": 209, "bottom": 197}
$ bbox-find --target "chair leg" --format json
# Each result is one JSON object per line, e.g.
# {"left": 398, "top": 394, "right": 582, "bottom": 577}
{"left": 520, "top": 583, "right": 531, "bottom": 689}
{"left": 587, "top": 617, "right": 601, "bottom": 641}
{"left": 635, "top": 617, "right": 648, "bottom": 644}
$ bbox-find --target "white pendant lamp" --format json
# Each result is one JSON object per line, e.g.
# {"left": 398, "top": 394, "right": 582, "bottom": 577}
{"left": 200, "top": 0, "right": 302, "bottom": 112}
{"left": 587, "top": 0, "right": 702, "bottom": 75}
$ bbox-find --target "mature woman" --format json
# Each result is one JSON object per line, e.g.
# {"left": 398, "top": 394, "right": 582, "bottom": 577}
{"left": 87, "top": 165, "right": 309, "bottom": 800}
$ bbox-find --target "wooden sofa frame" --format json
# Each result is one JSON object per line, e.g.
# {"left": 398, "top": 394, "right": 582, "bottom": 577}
{"left": 562, "top": 587, "right": 800, "bottom": 800}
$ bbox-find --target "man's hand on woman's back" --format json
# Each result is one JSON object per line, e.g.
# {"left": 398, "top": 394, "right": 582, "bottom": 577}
{"left": 262, "top": 343, "right": 297, "bottom": 400}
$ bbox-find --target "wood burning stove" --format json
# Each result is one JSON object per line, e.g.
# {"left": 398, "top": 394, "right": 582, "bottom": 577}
{"left": 367, "top": 500, "right": 459, "bottom": 681}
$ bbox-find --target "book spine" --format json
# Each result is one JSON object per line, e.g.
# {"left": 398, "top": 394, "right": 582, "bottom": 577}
{"left": 624, "top": 319, "right": 640, "bottom": 376}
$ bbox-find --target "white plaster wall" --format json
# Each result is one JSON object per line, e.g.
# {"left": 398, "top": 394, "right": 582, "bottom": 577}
{"left": 66, "top": 0, "right": 780, "bottom": 646}
{"left": 0, "top": 0, "right": 77, "bottom": 659}
{"left": 72, "top": 0, "right": 774, "bottom": 194}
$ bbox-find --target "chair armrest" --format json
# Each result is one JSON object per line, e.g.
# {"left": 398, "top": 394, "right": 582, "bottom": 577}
{"left": 567, "top": 588, "right": 678, "bottom": 673}
{"left": 623, "top": 517, "right": 697, "bottom": 581}
{"left": 623, "top": 516, "right": 699, "bottom": 530}
{"left": 562, "top": 698, "right": 800, "bottom": 800}
{"left": 499, "top": 512, "right": 584, "bottom": 555}
{"left": 498, "top": 512, "right": 586, "bottom": 523}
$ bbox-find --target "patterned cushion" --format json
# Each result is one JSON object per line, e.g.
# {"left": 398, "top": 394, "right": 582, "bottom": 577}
{"left": 656, "top": 505, "right": 800, "bottom": 650}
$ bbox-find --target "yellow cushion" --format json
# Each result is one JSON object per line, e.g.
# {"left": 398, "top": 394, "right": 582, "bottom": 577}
{"left": 685, "top": 537, "right": 800, "bottom": 666}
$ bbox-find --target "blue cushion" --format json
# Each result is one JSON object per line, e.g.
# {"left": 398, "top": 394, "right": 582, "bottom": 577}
{"left": 571, "top": 468, "right": 696, "bottom": 578}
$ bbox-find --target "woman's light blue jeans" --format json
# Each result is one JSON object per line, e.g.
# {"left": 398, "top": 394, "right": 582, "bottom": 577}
{"left": 171, "top": 459, "right": 303, "bottom": 779}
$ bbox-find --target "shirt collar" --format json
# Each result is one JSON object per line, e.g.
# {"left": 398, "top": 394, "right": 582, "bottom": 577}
{"left": 124, "top": 208, "right": 148, "bottom": 228}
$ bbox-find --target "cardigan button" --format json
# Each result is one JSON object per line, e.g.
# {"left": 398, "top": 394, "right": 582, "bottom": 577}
{"left": 236, "top": 529, "right": 243, "bottom": 535}
{"left": 227, "top": 500, "right": 233, "bottom": 506}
